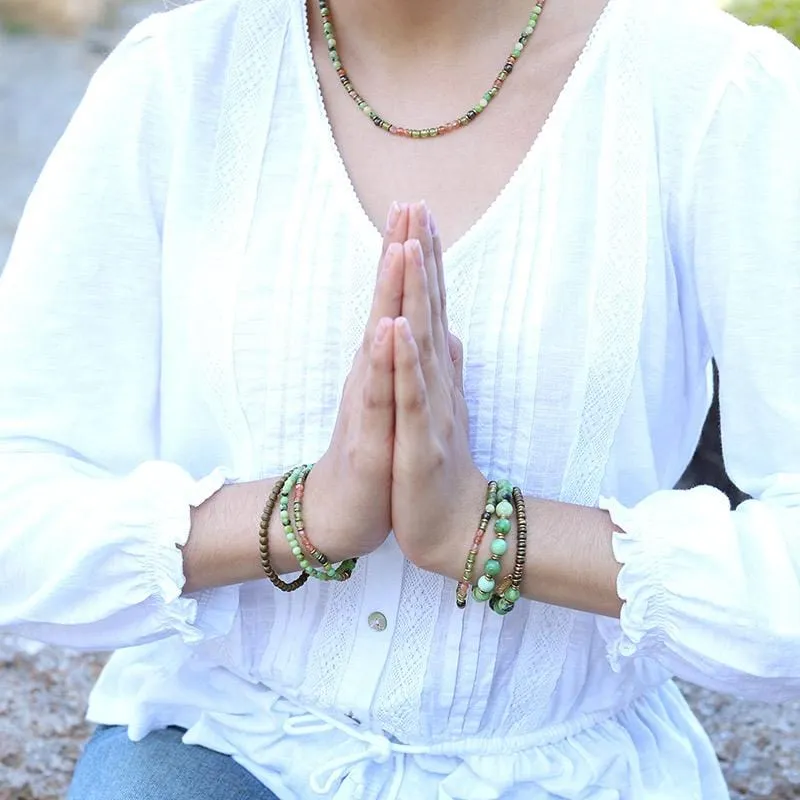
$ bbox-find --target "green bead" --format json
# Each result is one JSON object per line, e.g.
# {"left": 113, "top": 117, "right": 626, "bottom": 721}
{"left": 292, "top": 545, "right": 302, "bottom": 556}
{"left": 496, "top": 500, "right": 513, "bottom": 518}
{"left": 513, "top": 45, "right": 522, "bottom": 57}
{"left": 490, "top": 538, "right": 508, "bottom": 557}
{"left": 299, "top": 558, "right": 309, "bottom": 569}
{"left": 504, "top": 587, "right": 521, "bottom": 603}
{"left": 472, "top": 586, "right": 492, "bottom": 603}
{"left": 489, "top": 595, "right": 514, "bottom": 616}
{"left": 478, "top": 575, "right": 495, "bottom": 593}
{"left": 485, "top": 558, "right": 502, "bottom": 577}
{"left": 280, "top": 510, "right": 290, "bottom": 524}
{"left": 485, "top": 504, "right": 495, "bottom": 515}
{"left": 494, "top": 518, "right": 511, "bottom": 534}
{"left": 496, "top": 479, "right": 513, "bottom": 498}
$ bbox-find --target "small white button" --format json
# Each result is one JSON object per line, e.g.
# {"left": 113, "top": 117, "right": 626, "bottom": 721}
{"left": 367, "top": 611, "right": 388, "bottom": 632}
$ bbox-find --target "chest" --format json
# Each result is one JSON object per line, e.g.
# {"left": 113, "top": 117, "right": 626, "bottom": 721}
{"left": 310, "top": 31, "right": 588, "bottom": 250}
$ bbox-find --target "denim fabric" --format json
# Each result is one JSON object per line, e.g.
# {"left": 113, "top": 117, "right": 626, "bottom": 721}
{"left": 68, "top": 725, "right": 280, "bottom": 800}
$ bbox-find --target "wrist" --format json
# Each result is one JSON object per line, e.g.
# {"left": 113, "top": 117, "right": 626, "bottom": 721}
{"left": 410, "top": 466, "right": 490, "bottom": 578}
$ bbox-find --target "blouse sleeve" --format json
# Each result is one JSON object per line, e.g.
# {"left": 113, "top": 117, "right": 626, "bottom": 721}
{"left": 599, "top": 27, "right": 800, "bottom": 701}
{"left": 0, "top": 18, "right": 238, "bottom": 650}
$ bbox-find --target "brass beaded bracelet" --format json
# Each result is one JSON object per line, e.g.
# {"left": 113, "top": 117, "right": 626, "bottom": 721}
{"left": 259, "top": 471, "right": 310, "bottom": 593}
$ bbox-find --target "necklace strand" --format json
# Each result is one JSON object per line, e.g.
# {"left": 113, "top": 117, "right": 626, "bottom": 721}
{"left": 318, "top": 0, "right": 547, "bottom": 138}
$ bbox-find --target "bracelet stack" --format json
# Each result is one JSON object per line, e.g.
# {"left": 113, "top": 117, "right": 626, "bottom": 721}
{"left": 457, "top": 478, "right": 528, "bottom": 615}
{"left": 259, "top": 464, "right": 357, "bottom": 593}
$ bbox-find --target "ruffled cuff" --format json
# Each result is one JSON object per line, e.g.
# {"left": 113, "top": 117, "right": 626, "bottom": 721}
{"left": 133, "top": 463, "right": 238, "bottom": 645}
{"left": 598, "top": 486, "right": 732, "bottom": 672}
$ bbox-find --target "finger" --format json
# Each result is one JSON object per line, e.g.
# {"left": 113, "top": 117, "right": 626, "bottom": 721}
{"left": 365, "top": 242, "right": 404, "bottom": 347}
{"left": 362, "top": 317, "right": 395, "bottom": 443}
{"left": 393, "top": 317, "right": 430, "bottom": 436}
{"left": 401, "top": 239, "right": 435, "bottom": 367}
{"left": 449, "top": 333, "right": 465, "bottom": 394}
{"left": 381, "top": 202, "right": 410, "bottom": 257}
{"left": 430, "top": 214, "right": 449, "bottom": 335}
{"left": 407, "top": 202, "right": 446, "bottom": 358}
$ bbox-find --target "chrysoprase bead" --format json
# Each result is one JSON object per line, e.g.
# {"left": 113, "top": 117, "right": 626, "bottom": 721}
{"left": 485, "top": 558, "right": 502, "bottom": 577}
{"left": 485, "top": 504, "right": 496, "bottom": 515}
{"left": 490, "top": 538, "right": 508, "bottom": 557}
{"left": 280, "top": 510, "right": 290, "bottom": 524}
{"left": 472, "top": 587, "right": 492, "bottom": 602}
{"left": 496, "top": 499, "right": 513, "bottom": 518}
{"left": 478, "top": 575, "right": 495, "bottom": 593}
{"left": 505, "top": 587, "right": 521, "bottom": 603}
{"left": 292, "top": 546, "right": 302, "bottom": 557}
{"left": 494, "top": 518, "right": 511, "bottom": 534}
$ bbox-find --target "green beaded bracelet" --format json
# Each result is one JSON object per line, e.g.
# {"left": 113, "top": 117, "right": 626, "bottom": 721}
{"left": 473, "top": 479, "right": 514, "bottom": 604}
{"left": 489, "top": 486, "right": 528, "bottom": 616}
{"left": 280, "top": 465, "right": 357, "bottom": 583}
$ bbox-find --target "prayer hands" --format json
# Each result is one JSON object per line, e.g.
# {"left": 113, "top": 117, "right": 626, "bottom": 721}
{"left": 302, "top": 206, "right": 410, "bottom": 561}
{"left": 389, "top": 203, "right": 486, "bottom": 570}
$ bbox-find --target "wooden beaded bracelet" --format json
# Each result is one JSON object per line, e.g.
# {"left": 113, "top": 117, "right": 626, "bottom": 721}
{"left": 259, "top": 471, "right": 310, "bottom": 593}
{"left": 456, "top": 481, "right": 497, "bottom": 608}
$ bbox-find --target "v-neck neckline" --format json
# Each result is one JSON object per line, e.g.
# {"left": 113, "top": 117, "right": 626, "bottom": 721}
{"left": 297, "top": 0, "right": 623, "bottom": 265}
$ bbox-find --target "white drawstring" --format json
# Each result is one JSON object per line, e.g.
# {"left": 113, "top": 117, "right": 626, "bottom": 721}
{"left": 281, "top": 694, "right": 646, "bottom": 798}
{"left": 283, "top": 710, "right": 429, "bottom": 799}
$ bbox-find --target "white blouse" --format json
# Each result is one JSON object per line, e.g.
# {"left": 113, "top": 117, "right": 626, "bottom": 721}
{"left": 1, "top": 0, "right": 799, "bottom": 797}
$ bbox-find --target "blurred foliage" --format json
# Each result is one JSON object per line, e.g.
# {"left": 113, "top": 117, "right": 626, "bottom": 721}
{"left": 727, "top": 0, "right": 800, "bottom": 46}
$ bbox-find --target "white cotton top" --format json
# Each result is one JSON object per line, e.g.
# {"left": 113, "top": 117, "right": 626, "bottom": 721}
{"left": 1, "top": 0, "right": 799, "bottom": 796}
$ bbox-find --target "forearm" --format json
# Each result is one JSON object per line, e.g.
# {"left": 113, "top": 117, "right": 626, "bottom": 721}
{"left": 423, "top": 474, "right": 623, "bottom": 618}
{"left": 183, "top": 473, "right": 348, "bottom": 594}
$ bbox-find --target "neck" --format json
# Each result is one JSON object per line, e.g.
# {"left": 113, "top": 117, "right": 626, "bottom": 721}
{"left": 319, "top": 0, "right": 533, "bottom": 58}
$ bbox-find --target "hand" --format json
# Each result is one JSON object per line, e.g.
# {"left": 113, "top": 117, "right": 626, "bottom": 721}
{"left": 391, "top": 203, "right": 486, "bottom": 571}
{"left": 303, "top": 204, "right": 410, "bottom": 562}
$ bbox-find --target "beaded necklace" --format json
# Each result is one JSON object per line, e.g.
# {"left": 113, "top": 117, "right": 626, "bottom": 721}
{"left": 318, "top": 0, "right": 547, "bottom": 138}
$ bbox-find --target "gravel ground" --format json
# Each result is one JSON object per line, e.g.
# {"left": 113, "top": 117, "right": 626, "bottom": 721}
{"left": 1, "top": 6, "right": 800, "bottom": 800}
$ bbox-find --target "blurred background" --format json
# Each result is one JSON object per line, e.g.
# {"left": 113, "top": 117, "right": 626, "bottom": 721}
{"left": 0, "top": 1, "right": 799, "bottom": 798}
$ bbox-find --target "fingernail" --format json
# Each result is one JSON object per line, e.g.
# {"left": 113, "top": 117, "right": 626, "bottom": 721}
{"left": 384, "top": 242, "right": 400, "bottom": 267}
{"left": 417, "top": 201, "right": 429, "bottom": 228}
{"left": 429, "top": 212, "right": 439, "bottom": 238}
{"left": 386, "top": 202, "right": 400, "bottom": 232}
{"left": 408, "top": 239, "right": 423, "bottom": 267}
{"left": 375, "top": 318, "right": 388, "bottom": 343}
{"left": 398, "top": 317, "right": 414, "bottom": 342}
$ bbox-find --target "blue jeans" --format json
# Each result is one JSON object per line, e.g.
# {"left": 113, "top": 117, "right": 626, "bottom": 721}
{"left": 68, "top": 725, "right": 280, "bottom": 800}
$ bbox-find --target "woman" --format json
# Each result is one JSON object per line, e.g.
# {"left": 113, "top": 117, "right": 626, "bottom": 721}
{"left": 0, "top": 0, "right": 798, "bottom": 796}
